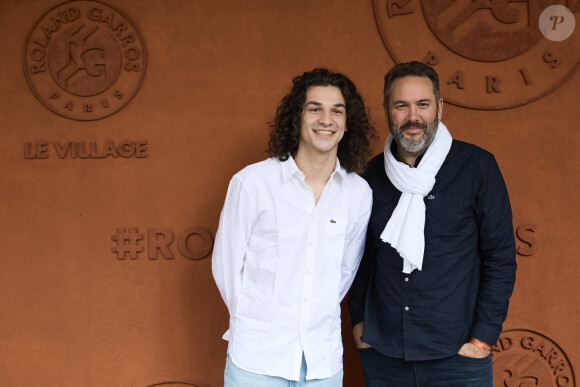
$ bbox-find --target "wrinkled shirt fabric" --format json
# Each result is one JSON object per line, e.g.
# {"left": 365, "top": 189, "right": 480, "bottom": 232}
{"left": 213, "top": 156, "right": 372, "bottom": 380}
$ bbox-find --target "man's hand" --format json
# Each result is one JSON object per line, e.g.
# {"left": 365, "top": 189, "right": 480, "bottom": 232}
{"left": 352, "top": 322, "right": 372, "bottom": 349}
{"left": 458, "top": 342, "right": 491, "bottom": 358}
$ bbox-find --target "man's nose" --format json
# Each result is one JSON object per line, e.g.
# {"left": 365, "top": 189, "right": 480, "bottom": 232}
{"left": 319, "top": 110, "right": 332, "bottom": 125}
{"left": 407, "top": 105, "right": 418, "bottom": 121}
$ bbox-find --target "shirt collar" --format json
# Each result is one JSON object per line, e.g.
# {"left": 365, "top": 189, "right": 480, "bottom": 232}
{"left": 331, "top": 158, "right": 347, "bottom": 180}
{"left": 278, "top": 155, "right": 346, "bottom": 182}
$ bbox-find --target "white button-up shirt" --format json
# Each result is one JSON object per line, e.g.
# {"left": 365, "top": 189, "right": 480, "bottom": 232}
{"left": 212, "top": 156, "right": 372, "bottom": 381}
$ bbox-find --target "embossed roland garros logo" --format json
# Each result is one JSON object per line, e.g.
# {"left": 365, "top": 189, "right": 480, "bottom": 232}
{"left": 493, "top": 329, "right": 575, "bottom": 387}
{"left": 373, "top": 0, "right": 580, "bottom": 110}
{"left": 23, "top": 0, "right": 146, "bottom": 120}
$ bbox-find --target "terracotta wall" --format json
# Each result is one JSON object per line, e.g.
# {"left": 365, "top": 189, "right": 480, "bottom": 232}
{"left": 1, "top": 0, "right": 578, "bottom": 386}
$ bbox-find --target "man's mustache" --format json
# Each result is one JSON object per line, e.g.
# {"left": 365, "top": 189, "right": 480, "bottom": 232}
{"left": 400, "top": 121, "right": 427, "bottom": 131}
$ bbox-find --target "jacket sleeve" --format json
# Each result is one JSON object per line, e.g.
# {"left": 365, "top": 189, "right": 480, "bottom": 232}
{"left": 212, "top": 175, "right": 255, "bottom": 317}
{"left": 471, "top": 154, "right": 517, "bottom": 345}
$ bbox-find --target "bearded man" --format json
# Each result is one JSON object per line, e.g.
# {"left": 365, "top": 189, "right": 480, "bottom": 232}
{"left": 348, "top": 61, "right": 517, "bottom": 387}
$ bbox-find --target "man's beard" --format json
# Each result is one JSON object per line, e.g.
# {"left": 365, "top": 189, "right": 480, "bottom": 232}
{"left": 389, "top": 114, "right": 439, "bottom": 157}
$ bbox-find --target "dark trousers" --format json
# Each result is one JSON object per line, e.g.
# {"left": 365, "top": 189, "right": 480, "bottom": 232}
{"left": 358, "top": 348, "right": 492, "bottom": 387}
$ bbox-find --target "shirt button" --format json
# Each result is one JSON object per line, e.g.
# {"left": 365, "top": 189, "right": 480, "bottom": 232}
{"left": 309, "top": 242, "right": 314, "bottom": 246}
{"left": 304, "top": 299, "right": 308, "bottom": 303}
{"left": 405, "top": 277, "right": 409, "bottom": 282}
{"left": 405, "top": 306, "right": 409, "bottom": 311}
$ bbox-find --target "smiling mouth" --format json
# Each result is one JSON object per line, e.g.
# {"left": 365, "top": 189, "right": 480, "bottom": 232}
{"left": 314, "top": 130, "right": 334, "bottom": 135}
{"left": 404, "top": 127, "right": 423, "bottom": 134}
{"left": 400, "top": 121, "right": 427, "bottom": 135}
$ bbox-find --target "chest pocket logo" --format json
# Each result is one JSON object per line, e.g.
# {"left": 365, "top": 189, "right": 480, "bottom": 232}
{"left": 427, "top": 193, "right": 473, "bottom": 235}
{"left": 324, "top": 217, "right": 348, "bottom": 258}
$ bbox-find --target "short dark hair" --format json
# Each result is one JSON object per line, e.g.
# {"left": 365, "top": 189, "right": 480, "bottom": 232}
{"left": 383, "top": 61, "right": 440, "bottom": 107}
{"left": 268, "top": 68, "right": 375, "bottom": 173}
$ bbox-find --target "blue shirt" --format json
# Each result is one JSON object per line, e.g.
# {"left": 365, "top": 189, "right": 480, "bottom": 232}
{"left": 348, "top": 140, "right": 517, "bottom": 361}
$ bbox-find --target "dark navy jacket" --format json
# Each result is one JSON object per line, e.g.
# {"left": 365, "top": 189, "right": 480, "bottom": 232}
{"left": 348, "top": 140, "right": 517, "bottom": 361}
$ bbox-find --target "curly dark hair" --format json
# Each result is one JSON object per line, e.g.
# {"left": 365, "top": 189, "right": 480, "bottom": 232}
{"left": 383, "top": 61, "right": 440, "bottom": 107}
{"left": 268, "top": 68, "right": 376, "bottom": 173}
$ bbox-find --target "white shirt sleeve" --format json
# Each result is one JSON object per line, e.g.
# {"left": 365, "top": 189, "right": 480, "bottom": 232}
{"left": 338, "top": 185, "right": 373, "bottom": 301}
{"left": 212, "top": 175, "right": 255, "bottom": 315}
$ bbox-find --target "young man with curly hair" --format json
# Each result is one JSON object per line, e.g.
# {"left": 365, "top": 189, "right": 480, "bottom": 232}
{"left": 212, "top": 68, "right": 376, "bottom": 386}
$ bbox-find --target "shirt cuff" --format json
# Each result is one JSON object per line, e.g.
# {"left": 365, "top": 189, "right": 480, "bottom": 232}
{"left": 470, "top": 324, "right": 501, "bottom": 347}
{"left": 347, "top": 297, "right": 365, "bottom": 327}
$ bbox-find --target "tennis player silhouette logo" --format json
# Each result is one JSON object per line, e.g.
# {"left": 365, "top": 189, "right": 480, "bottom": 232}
{"left": 24, "top": 1, "right": 146, "bottom": 120}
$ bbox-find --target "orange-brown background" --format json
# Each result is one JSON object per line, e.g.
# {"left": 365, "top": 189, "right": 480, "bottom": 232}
{"left": 0, "top": 0, "right": 578, "bottom": 386}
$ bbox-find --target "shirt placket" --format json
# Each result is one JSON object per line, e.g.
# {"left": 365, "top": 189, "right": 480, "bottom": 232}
{"left": 402, "top": 273, "right": 414, "bottom": 359}
{"left": 298, "top": 194, "right": 317, "bottom": 377}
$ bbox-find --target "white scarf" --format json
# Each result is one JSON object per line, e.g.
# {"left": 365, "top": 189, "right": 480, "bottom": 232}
{"left": 381, "top": 121, "right": 452, "bottom": 273}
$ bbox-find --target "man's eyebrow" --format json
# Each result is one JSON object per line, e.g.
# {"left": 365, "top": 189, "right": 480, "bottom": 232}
{"left": 305, "top": 101, "right": 346, "bottom": 107}
{"left": 304, "top": 101, "right": 346, "bottom": 110}
{"left": 392, "top": 98, "right": 431, "bottom": 105}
